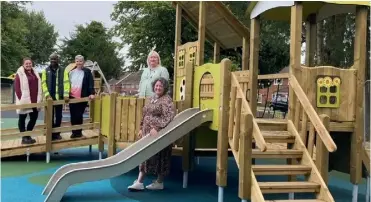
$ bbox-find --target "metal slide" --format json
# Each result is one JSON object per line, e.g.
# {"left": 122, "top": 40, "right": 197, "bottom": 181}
{"left": 42, "top": 108, "right": 213, "bottom": 202}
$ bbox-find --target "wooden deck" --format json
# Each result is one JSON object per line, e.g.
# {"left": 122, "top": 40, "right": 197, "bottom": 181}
{"left": 1, "top": 130, "right": 99, "bottom": 157}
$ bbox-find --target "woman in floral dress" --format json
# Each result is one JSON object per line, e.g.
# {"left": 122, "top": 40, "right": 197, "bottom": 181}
{"left": 128, "top": 77, "right": 175, "bottom": 191}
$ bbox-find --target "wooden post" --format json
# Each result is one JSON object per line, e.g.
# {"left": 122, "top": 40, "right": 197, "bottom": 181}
{"left": 317, "top": 114, "right": 330, "bottom": 184}
{"left": 305, "top": 14, "right": 317, "bottom": 67}
{"left": 173, "top": 4, "right": 182, "bottom": 100}
{"left": 249, "top": 18, "right": 259, "bottom": 117}
{"left": 216, "top": 58, "right": 231, "bottom": 188}
{"left": 288, "top": 2, "right": 303, "bottom": 121}
{"left": 197, "top": 1, "right": 206, "bottom": 66}
{"left": 228, "top": 87, "right": 237, "bottom": 139}
{"left": 233, "top": 98, "right": 242, "bottom": 151}
{"left": 182, "top": 61, "right": 195, "bottom": 173}
{"left": 242, "top": 37, "right": 249, "bottom": 70}
{"left": 107, "top": 93, "right": 117, "bottom": 157}
{"left": 45, "top": 98, "right": 53, "bottom": 163}
{"left": 287, "top": 4, "right": 303, "bottom": 195}
{"left": 350, "top": 5, "right": 368, "bottom": 185}
{"left": 97, "top": 94, "right": 104, "bottom": 158}
{"left": 213, "top": 42, "right": 220, "bottom": 63}
{"left": 238, "top": 113, "right": 253, "bottom": 200}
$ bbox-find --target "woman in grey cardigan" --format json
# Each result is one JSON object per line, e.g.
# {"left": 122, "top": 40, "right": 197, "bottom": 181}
{"left": 138, "top": 50, "right": 169, "bottom": 98}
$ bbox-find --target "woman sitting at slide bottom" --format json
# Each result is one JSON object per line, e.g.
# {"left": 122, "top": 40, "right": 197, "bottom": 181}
{"left": 128, "top": 77, "right": 175, "bottom": 191}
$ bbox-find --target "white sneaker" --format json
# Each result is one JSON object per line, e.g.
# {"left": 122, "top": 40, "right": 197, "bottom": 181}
{"left": 145, "top": 180, "right": 164, "bottom": 190}
{"left": 128, "top": 180, "right": 145, "bottom": 191}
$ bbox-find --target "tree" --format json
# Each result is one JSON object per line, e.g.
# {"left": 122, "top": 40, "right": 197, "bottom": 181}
{"left": 23, "top": 10, "right": 59, "bottom": 65}
{"left": 60, "top": 21, "right": 124, "bottom": 79}
{"left": 111, "top": 1, "right": 290, "bottom": 77}
{"left": 1, "top": 2, "right": 58, "bottom": 76}
{"left": 1, "top": 2, "right": 30, "bottom": 76}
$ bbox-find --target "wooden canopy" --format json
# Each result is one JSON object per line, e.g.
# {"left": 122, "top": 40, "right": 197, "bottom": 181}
{"left": 173, "top": 1, "right": 250, "bottom": 49}
{"left": 246, "top": 1, "right": 370, "bottom": 21}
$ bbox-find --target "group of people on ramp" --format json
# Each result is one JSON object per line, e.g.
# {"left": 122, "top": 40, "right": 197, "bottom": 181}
{"left": 15, "top": 53, "right": 95, "bottom": 144}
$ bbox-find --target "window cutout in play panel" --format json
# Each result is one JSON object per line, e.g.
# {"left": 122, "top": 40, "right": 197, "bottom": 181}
{"left": 316, "top": 76, "right": 341, "bottom": 108}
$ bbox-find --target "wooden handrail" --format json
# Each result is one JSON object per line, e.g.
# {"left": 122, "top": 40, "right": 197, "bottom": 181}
{"left": 1, "top": 102, "right": 45, "bottom": 111}
{"left": 231, "top": 73, "right": 267, "bottom": 152}
{"left": 53, "top": 97, "right": 91, "bottom": 105}
{"left": 289, "top": 76, "right": 337, "bottom": 152}
{"left": 258, "top": 73, "right": 289, "bottom": 80}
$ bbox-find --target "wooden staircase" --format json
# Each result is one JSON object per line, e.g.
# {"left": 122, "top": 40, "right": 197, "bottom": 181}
{"left": 221, "top": 72, "right": 337, "bottom": 202}
{"left": 248, "top": 119, "right": 334, "bottom": 202}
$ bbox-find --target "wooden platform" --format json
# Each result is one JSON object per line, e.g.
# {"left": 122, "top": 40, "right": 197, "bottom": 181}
{"left": 1, "top": 130, "right": 99, "bottom": 157}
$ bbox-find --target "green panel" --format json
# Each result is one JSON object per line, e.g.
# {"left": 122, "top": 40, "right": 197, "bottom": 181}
{"left": 316, "top": 76, "right": 341, "bottom": 108}
{"left": 193, "top": 63, "right": 221, "bottom": 131}
{"left": 100, "top": 95, "right": 111, "bottom": 136}
{"left": 194, "top": 126, "right": 218, "bottom": 148}
{"left": 93, "top": 98, "right": 101, "bottom": 123}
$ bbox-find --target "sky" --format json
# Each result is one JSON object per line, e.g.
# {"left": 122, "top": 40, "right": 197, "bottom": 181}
{"left": 24, "top": 1, "right": 130, "bottom": 68}
{"left": 25, "top": 1, "right": 117, "bottom": 42}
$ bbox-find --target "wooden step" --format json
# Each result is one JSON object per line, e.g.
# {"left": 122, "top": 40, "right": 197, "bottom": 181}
{"left": 259, "top": 182, "right": 320, "bottom": 194}
{"left": 252, "top": 165, "right": 312, "bottom": 175}
{"left": 258, "top": 131, "right": 295, "bottom": 143}
{"left": 266, "top": 200, "right": 325, "bottom": 202}
{"left": 252, "top": 149, "right": 303, "bottom": 159}
{"left": 256, "top": 118, "right": 287, "bottom": 131}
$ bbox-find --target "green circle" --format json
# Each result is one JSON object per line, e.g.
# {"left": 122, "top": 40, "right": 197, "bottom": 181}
{"left": 28, "top": 174, "right": 52, "bottom": 186}
{"left": 1, "top": 161, "right": 66, "bottom": 178}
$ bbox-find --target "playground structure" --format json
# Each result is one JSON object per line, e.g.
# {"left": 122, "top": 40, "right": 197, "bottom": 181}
{"left": 0, "top": 1, "right": 370, "bottom": 202}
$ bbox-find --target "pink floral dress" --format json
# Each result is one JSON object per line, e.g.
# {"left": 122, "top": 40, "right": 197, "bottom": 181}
{"left": 139, "top": 94, "right": 175, "bottom": 176}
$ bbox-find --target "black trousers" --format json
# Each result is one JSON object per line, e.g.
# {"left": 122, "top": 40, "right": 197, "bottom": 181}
{"left": 18, "top": 108, "right": 39, "bottom": 133}
{"left": 69, "top": 101, "right": 88, "bottom": 135}
{"left": 52, "top": 105, "right": 63, "bottom": 130}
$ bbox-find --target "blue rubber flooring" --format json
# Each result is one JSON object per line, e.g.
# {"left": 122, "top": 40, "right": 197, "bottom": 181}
{"left": 1, "top": 146, "right": 369, "bottom": 202}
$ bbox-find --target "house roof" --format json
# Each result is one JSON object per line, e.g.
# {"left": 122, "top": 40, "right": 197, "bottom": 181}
{"left": 172, "top": 1, "right": 250, "bottom": 49}
{"left": 108, "top": 70, "right": 143, "bottom": 85}
{"left": 279, "top": 66, "right": 289, "bottom": 74}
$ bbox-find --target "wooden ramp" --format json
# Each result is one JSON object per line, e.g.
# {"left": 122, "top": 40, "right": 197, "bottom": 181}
{"left": 1, "top": 130, "right": 99, "bottom": 158}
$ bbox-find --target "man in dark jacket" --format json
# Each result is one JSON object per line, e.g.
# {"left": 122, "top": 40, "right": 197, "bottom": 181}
{"left": 67, "top": 55, "right": 95, "bottom": 138}
{"left": 41, "top": 53, "right": 70, "bottom": 140}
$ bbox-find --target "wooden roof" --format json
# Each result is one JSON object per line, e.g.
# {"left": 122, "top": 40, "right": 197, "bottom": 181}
{"left": 173, "top": 1, "right": 250, "bottom": 50}
{"left": 247, "top": 1, "right": 370, "bottom": 21}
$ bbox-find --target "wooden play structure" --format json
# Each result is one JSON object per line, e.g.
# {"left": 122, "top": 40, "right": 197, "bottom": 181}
{"left": 1, "top": 1, "right": 370, "bottom": 202}
{"left": 172, "top": 1, "right": 370, "bottom": 202}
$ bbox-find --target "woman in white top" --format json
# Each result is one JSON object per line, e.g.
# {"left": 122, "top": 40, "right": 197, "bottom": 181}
{"left": 138, "top": 50, "right": 169, "bottom": 98}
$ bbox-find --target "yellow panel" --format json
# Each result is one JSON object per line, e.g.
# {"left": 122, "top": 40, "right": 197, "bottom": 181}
{"left": 193, "top": 63, "right": 221, "bottom": 131}
{"left": 93, "top": 98, "right": 101, "bottom": 123}
{"left": 100, "top": 95, "right": 111, "bottom": 137}
{"left": 316, "top": 76, "right": 341, "bottom": 108}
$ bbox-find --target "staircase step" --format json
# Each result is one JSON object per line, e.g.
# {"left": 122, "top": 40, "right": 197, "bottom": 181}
{"left": 259, "top": 182, "right": 320, "bottom": 194}
{"left": 252, "top": 149, "right": 303, "bottom": 159}
{"left": 266, "top": 200, "right": 325, "bottom": 202}
{"left": 257, "top": 118, "right": 287, "bottom": 131}
{"left": 252, "top": 165, "right": 312, "bottom": 175}
{"left": 258, "top": 131, "right": 295, "bottom": 143}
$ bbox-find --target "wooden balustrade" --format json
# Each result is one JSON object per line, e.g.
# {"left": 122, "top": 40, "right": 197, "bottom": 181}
{"left": 288, "top": 75, "right": 336, "bottom": 183}
{"left": 1, "top": 97, "right": 100, "bottom": 162}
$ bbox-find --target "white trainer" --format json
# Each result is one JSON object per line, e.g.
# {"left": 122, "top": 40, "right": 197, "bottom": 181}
{"left": 145, "top": 180, "right": 164, "bottom": 190}
{"left": 128, "top": 180, "right": 145, "bottom": 191}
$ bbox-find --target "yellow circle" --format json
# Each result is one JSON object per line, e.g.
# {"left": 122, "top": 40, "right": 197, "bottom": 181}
{"left": 324, "top": 77, "right": 332, "bottom": 87}
{"left": 317, "top": 78, "right": 324, "bottom": 86}
{"left": 333, "top": 77, "right": 341, "bottom": 85}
